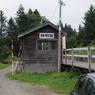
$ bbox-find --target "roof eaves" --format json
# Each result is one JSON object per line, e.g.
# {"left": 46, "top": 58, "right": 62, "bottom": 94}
{"left": 18, "top": 21, "right": 63, "bottom": 38}
{"left": 18, "top": 22, "right": 48, "bottom": 38}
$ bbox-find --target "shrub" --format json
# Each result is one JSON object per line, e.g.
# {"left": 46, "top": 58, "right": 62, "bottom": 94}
{"left": 0, "top": 45, "right": 11, "bottom": 60}
{"left": 89, "top": 39, "right": 95, "bottom": 47}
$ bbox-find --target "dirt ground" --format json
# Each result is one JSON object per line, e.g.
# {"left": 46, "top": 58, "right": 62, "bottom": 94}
{"left": 0, "top": 65, "right": 65, "bottom": 95}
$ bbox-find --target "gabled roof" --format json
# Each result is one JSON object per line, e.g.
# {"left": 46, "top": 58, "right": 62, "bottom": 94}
{"left": 18, "top": 21, "right": 63, "bottom": 38}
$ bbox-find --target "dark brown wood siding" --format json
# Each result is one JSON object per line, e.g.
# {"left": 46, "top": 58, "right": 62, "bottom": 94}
{"left": 21, "top": 25, "right": 58, "bottom": 73}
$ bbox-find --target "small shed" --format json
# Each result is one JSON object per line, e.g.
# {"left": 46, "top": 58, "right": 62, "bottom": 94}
{"left": 18, "top": 21, "right": 65, "bottom": 73}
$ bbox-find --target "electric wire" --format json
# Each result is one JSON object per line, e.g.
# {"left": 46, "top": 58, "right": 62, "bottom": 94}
{"left": 50, "top": 0, "right": 71, "bottom": 21}
{"left": 49, "top": 1, "right": 59, "bottom": 21}
{"left": 64, "top": 0, "right": 71, "bottom": 3}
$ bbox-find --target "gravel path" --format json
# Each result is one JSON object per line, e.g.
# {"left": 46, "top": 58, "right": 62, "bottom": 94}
{"left": 0, "top": 66, "right": 64, "bottom": 95}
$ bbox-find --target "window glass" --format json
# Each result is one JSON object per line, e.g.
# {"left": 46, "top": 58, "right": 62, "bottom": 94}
{"left": 85, "top": 78, "right": 95, "bottom": 95}
{"left": 49, "top": 41, "right": 57, "bottom": 50}
{"left": 37, "top": 41, "right": 57, "bottom": 50}
{"left": 43, "top": 42, "right": 48, "bottom": 50}
{"left": 38, "top": 41, "right": 42, "bottom": 50}
{"left": 75, "top": 79, "right": 86, "bottom": 95}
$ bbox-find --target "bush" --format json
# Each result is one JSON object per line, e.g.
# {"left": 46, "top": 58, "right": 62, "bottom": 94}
{"left": 0, "top": 45, "right": 11, "bottom": 60}
{"left": 1, "top": 59, "right": 11, "bottom": 64}
{"left": 89, "top": 39, "right": 95, "bottom": 47}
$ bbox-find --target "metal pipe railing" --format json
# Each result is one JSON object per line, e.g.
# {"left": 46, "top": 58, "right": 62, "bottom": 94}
{"left": 63, "top": 46, "right": 95, "bottom": 72}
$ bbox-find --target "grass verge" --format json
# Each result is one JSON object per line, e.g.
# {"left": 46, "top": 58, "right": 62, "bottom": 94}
{"left": 0, "top": 62, "right": 11, "bottom": 70}
{"left": 6, "top": 69, "right": 80, "bottom": 95}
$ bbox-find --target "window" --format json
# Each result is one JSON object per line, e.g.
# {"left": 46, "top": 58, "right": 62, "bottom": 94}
{"left": 85, "top": 78, "right": 95, "bottom": 95}
{"left": 49, "top": 41, "right": 57, "bottom": 50}
{"left": 38, "top": 41, "right": 48, "bottom": 50}
{"left": 37, "top": 41, "right": 57, "bottom": 50}
{"left": 75, "top": 78, "right": 86, "bottom": 95}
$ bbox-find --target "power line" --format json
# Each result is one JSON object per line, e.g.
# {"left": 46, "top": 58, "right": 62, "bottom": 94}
{"left": 50, "top": 0, "right": 71, "bottom": 21}
{"left": 50, "top": 1, "right": 59, "bottom": 20}
{"left": 64, "top": 0, "right": 71, "bottom": 3}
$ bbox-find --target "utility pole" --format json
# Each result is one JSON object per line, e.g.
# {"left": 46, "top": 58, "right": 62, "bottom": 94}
{"left": 58, "top": 0, "right": 62, "bottom": 72}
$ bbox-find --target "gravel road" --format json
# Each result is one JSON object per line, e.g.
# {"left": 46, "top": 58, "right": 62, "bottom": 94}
{"left": 0, "top": 66, "right": 64, "bottom": 95}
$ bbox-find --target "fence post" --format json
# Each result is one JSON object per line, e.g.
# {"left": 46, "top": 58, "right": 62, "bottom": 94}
{"left": 71, "top": 47, "right": 74, "bottom": 67}
{"left": 88, "top": 46, "right": 91, "bottom": 72}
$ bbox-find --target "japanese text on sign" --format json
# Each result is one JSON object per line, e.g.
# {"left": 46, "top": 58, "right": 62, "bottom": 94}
{"left": 39, "top": 33, "right": 54, "bottom": 39}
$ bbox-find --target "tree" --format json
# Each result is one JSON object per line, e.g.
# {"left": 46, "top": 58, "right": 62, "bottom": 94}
{"left": 0, "top": 45, "right": 11, "bottom": 60}
{"left": 61, "top": 23, "right": 77, "bottom": 48}
{"left": 26, "top": 9, "right": 48, "bottom": 28}
{"left": 80, "top": 5, "right": 95, "bottom": 46}
{"left": 66, "top": 36, "right": 77, "bottom": 48}
{"left": 0, "top": 10, "right": 7, "bottom": 39}
{"left": 77, "top": 25, "right": 86, "bottom": 46}
{"left": 7, "top": 17, "right": 17, "bottom": 39}
{"left": 40, "top": 16, "right": 48, "bottom": 23}
{"left": 62, "top": 23, "right": 77, "bottom": 38}
{"left": 15, "top": 4, "right": 29, "bottom": 33}
{"left": 33, "top": 9, "right": 40, "bottom": 16}
{"left": 7, "top": 17, "right": 20, "bottom": 55}
{"left": 26, "top": 11, "right": 41, "bottom": 28}
{"left": 28, "top": 9, "right": 33, "bottom": 14}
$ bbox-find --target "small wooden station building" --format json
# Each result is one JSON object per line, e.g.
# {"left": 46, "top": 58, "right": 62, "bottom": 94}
{"left": 18, "top": 21, "right": 65, "bottom": 73}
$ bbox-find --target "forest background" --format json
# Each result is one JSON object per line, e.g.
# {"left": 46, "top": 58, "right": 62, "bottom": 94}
{"left": 0, "top": 4, "right": 95, "bottom": 60}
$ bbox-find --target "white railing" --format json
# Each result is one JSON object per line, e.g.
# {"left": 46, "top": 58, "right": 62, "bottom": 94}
{"left": 63, "top": 47, "right": 95, "bottom": 72}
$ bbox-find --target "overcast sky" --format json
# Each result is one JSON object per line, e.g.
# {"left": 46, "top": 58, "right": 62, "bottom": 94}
{"left": 0, "top": 0, "right": 95, "bottom": 31}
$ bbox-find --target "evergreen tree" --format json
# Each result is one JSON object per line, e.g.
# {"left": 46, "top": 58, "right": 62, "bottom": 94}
{"left": 63, "top": 23, "right": 77, "bottom": 38}
{"left": 0, "top": 10, "right": 7, "bottom": 39}
{"left": 33, "top": 9, "right": 40, "bottom": 16}
{"left": 41, "top": 16, "right": 48, "bottom": 23}
{"left": 28, "top": 9, "right": 33, "bottom": 14}
{"left": 15, "top": 4, "right": 29, "bottom": 33}
{"left": 77, "top": 25, "right": 86, "bottom": 46}
{"left": 26, "top": 9, "right": 42, "bottom": 28}
{"left": 33, "top": 9, "right": 41, "bottom": 24}
{"left": 61, "top": 23, "right": 77, "bottom": 48}
{"left": 67, "top": 36, "right": 77, "bottom": 48}
{"left": 81, "top": 5, "right": 95, "bottom": 46}
{"left": 7, "top": 17, "right": 20, "bottom": 55}
{"left": 7, "top": 17, "right": 17, "bottom": 39}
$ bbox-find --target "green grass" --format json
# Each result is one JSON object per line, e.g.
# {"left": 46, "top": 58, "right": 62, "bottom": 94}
{"left": 0, "top": 62, "right": 11, "bottom": 70}
{"left": 6, "top": 69, "right": 80, "bottom": 95}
